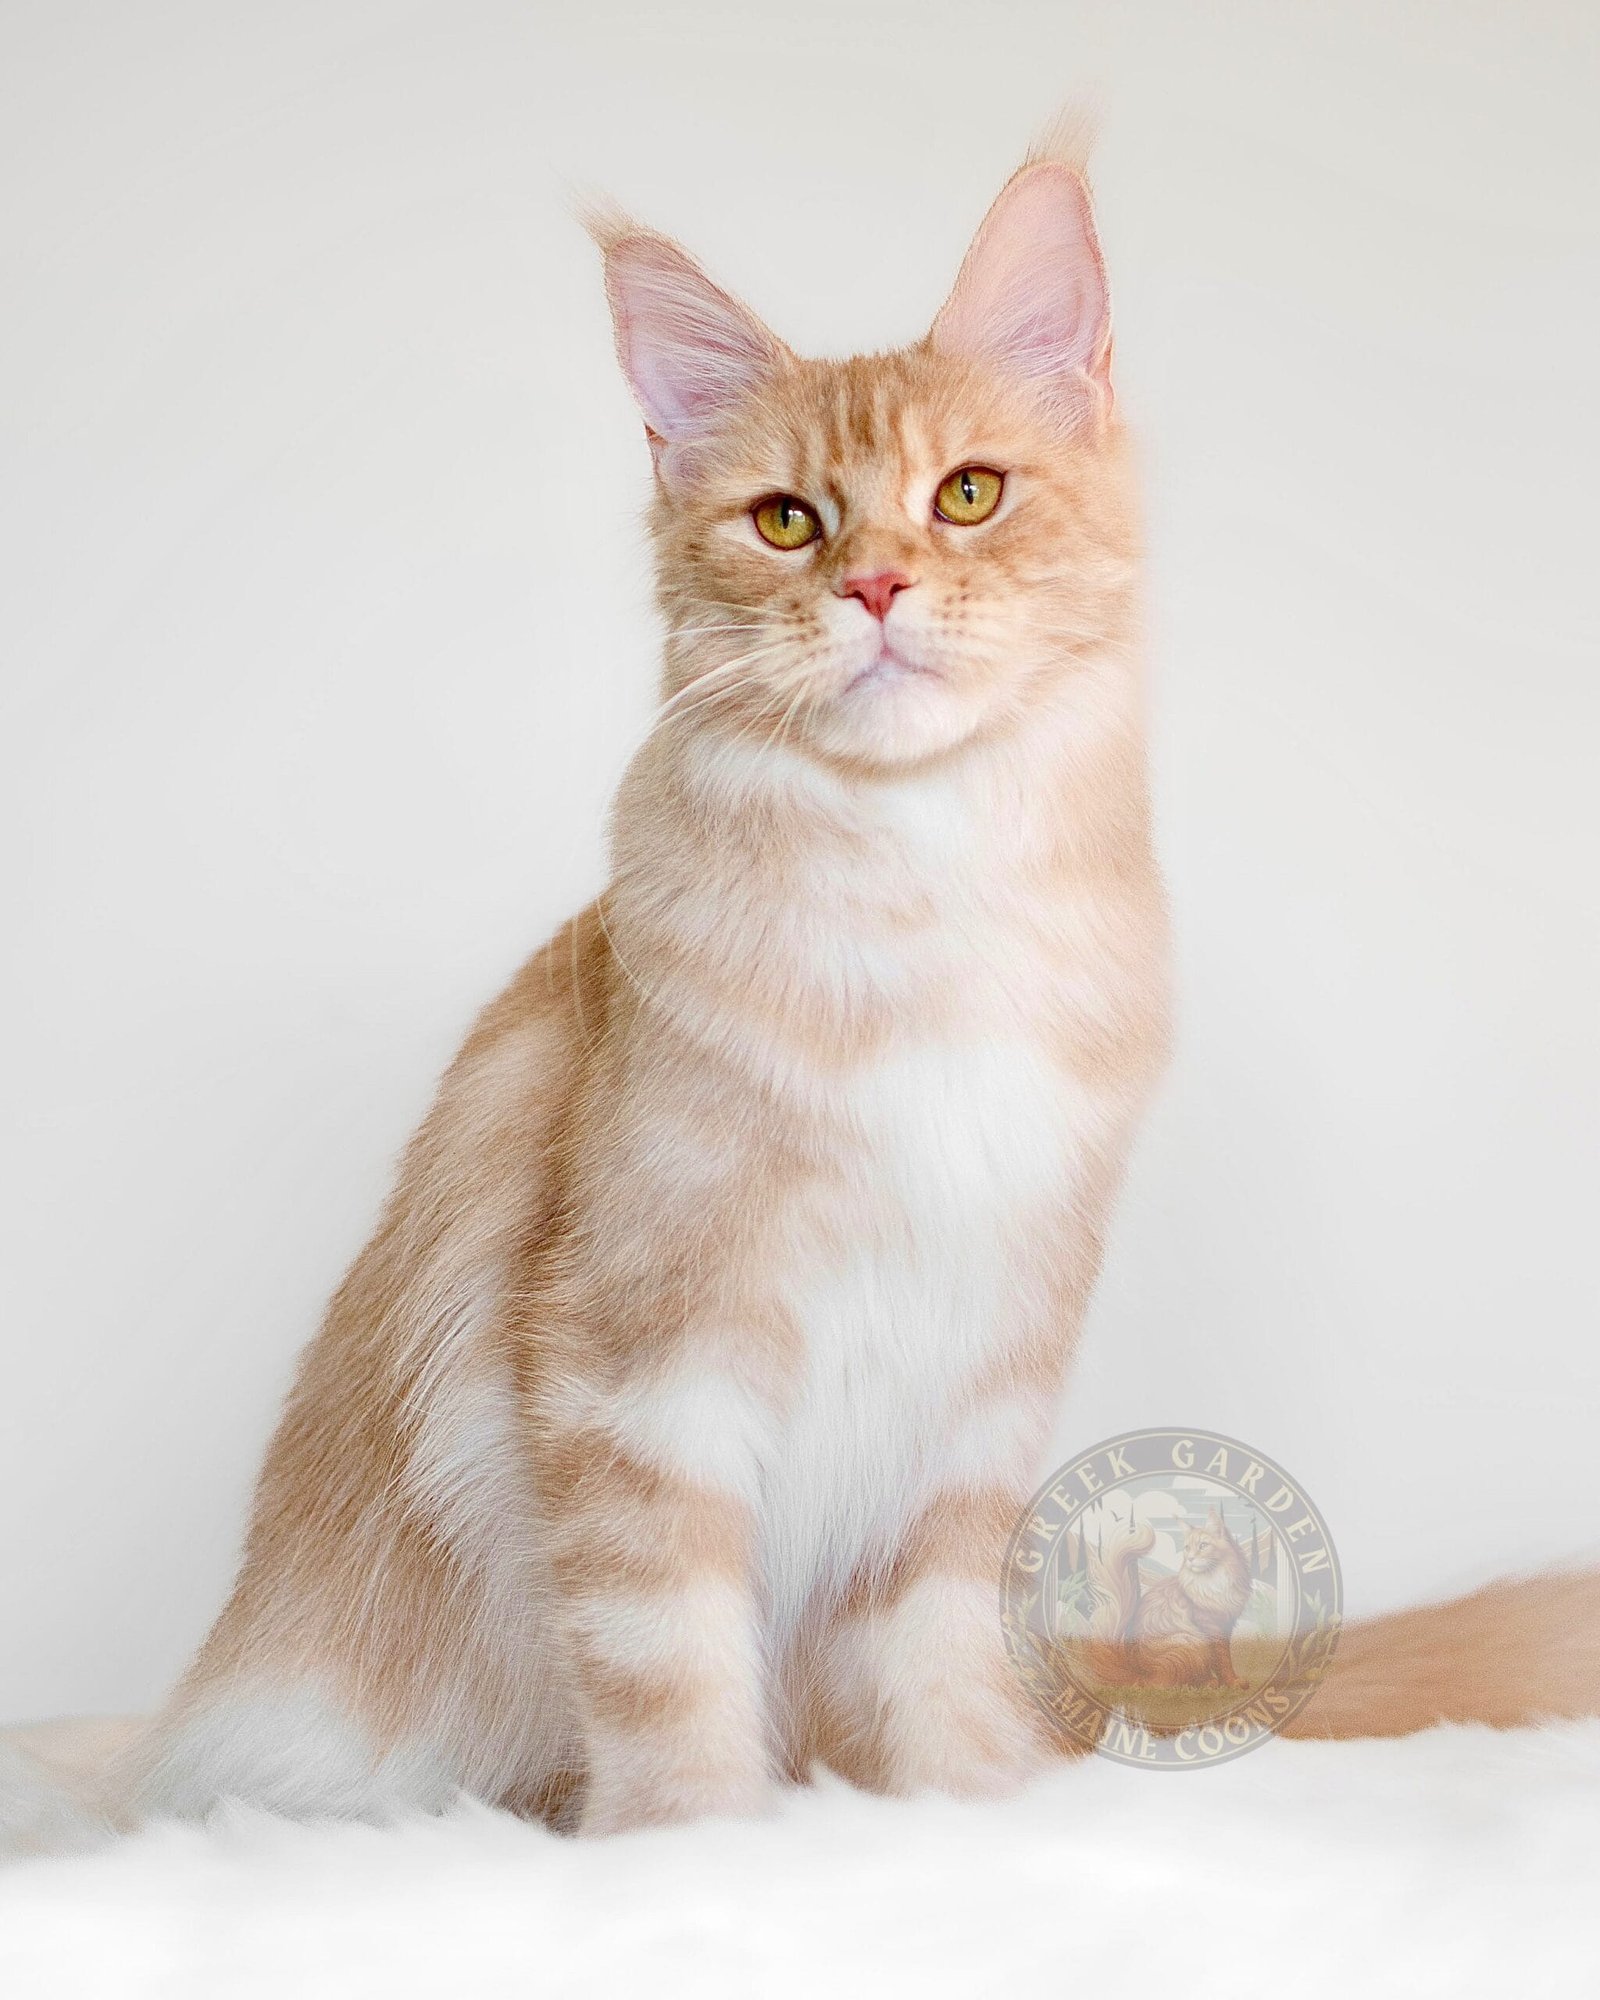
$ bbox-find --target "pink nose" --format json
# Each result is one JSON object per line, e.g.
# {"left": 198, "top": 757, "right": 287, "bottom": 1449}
{"left": 839, "top": 570, "right": 912, "bottom": 622}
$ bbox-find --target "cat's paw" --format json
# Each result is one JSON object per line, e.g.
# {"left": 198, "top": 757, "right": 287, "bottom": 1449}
{"left": 577, "top": 1765, "right": 773, "bottom": 1837}
{"left": 878, "top": 1694, "right": 1046, "bottom": 1800}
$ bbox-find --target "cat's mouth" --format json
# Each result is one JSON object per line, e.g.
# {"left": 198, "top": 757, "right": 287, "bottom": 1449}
{"left": 843, "top": 646, "right": 941, "bottom": 696}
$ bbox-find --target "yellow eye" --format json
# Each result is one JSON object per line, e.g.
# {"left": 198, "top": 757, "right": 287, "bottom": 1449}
{"left": 753, "top": 494, "right": 821, "bottom": 550}
{"left": 934, "top": 466, "right": 1004, "bottom": 526}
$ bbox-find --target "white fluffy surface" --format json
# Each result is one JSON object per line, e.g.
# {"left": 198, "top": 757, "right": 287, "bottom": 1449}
{"left": 4, "top": 1723, "right": 1599, "bottom": 1999}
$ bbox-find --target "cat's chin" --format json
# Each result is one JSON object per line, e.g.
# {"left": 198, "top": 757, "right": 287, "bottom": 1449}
{"left": 807, "top": 674, "right": 990, "bottom": 770}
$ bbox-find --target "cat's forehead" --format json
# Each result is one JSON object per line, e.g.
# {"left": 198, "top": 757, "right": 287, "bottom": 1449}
{"left": 718, "top": 347, "right": 1037, "bottom": 495}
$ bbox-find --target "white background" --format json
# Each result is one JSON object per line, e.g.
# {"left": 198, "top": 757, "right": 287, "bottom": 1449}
{"left": 3, "top": 0, "right": 1595, "bottom": 1724}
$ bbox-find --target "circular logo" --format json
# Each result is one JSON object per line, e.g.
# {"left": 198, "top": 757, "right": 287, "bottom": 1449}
{"left": 1001, "top": 1428, "right": 1341, "bottom": 1769}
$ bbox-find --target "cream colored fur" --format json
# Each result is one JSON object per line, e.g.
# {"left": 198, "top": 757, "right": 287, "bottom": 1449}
{"left": 11, "top": 144, "right": 1592, "bottom": 1856}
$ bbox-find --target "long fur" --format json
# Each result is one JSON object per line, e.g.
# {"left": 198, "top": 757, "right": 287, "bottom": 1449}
{"left": 7, "top": 145, "right": 1595, "bottom": 1856}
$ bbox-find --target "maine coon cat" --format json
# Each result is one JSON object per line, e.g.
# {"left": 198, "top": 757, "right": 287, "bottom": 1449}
{"left": 19, "top": 143, "right": 1593, "bottom": 1849}
{"left": 123, "top": 147, "right": 1164, "bottom": 1837}
{"left": 1086, "top": 1512, "right": 1252, "bottom": 1690}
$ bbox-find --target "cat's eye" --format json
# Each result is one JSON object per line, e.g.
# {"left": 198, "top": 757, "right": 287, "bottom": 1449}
{"left": 752, "top": 494, "right": 821, "bottom": 550}
{"left": 934, "top": 466, "right": 1004, "bottom": 526}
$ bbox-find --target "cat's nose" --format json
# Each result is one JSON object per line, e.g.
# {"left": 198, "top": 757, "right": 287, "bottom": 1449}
{"left": 838, "top": 570, "right": 913, "bottom": 622}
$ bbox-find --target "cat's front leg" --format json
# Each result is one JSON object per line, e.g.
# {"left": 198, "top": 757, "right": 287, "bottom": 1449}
{"left": 536, "top": 1355, "right": 775, "bottom": 1836}
{"left": 814, "top": 1485, "right": 1053, "bottom": 1799}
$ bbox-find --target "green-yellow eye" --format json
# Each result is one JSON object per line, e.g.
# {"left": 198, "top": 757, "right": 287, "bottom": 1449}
{"left": 934, "top": 466, "right": 1004, "bottom": 526}
{"left": 753, "top": 494, "right": 821, "bottom": 550}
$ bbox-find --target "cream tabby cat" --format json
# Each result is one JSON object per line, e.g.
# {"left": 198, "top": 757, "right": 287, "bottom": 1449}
{"left": 66, "top": 146, "right": 1592, "bottom": 1843}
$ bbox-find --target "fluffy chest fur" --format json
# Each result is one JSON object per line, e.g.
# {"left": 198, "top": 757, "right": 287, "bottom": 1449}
{"left": 758, "top": 1030, "right": 1081, "bottom": 1641}
{"left": 623, "top": 735, "right": 1141, "bottom": 1642}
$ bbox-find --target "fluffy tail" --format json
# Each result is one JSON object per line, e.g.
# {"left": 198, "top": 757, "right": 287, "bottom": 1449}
{"left": 1281, "top": 1569, "right": 1600, "bottom": 1739}
{"left": 1082, "top": 1519, "right": 1157, "bottom": 1682}
{"left": 0, "top": 1716, "right": 142, "bottom": 1858}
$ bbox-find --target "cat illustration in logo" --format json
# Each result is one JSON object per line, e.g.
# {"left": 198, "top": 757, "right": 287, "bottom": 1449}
{"left": 1084, "top": 1508, "right": 1252, "bottom": 1688}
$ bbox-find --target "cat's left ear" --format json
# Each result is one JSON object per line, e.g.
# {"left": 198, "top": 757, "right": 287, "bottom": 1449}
{"left": 594, "top": 220, "right": 787, "bottom": 474}
{"left": 929, "top": 161, "right": 1113, "bottom": 417}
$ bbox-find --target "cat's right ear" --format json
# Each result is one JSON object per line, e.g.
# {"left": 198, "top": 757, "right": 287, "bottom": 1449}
{"left": 591, "top": 219, "right": 786, "bottom": 473}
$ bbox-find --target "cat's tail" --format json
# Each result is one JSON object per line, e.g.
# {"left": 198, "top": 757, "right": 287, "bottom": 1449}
{"left": 1082, "top": 1518, "right": 1158, "bottom": 1681}
{"left": 0, "top": 1716, "right": 142, "bottom": 1858}
{"left": 1279, "top": 1567, "right": 1600, "bottom": 1739}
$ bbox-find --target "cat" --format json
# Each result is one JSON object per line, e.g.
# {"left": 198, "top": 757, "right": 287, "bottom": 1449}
{"left": 1085, "top": 1510, "right": 1251, "bottom": 1690}
{"left": 9, "top": 137, "right": 1599, "bottom": 1856}
{"left": 112, "top": 139, "right": 1169, "bottom": 1839}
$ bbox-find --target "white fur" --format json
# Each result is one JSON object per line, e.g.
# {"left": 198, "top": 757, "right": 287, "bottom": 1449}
{"left": 0, "top": 1731, "right": 126, "bottom": 1857}
{"left": 760, "top": 1035, "right": 1083, "bottom": 1645}
{"left": 403, "top": 1330, "right": 535, "bottom": 1588}
{"left": 821, "top": 1574, "right": 1035, "bottom": 1795}
{"left": 7, "top": 1720, "right": 1594, "bottom": 1996}
{"left": 657, "top": 718, "right": 1126, "bottom": 1651}
{"left": 569, "top": 1581, "right": 755, "bottom": 1682}
{"left": 939, "top": 1391, "right": 1050, "bottom": 1490}
{"left": 576, "top": 1583, "right": 770, "bottom": 1832}
{"left": 598, "top": 1359, "right": 777, "bottom": 1505}
{"left": 133, "top": 1687, "right": 458, "bottom": 1824}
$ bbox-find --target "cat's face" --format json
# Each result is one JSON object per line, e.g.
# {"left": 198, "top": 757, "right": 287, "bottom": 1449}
{"left": 1182, "top": 1509, "right": 1239, "bottom": 1575}
{"left": 647, "top": 349, "right": 1134, "bottom": 768}
{"left": 599, "top": 161, "right": 1133, "bottom": 772}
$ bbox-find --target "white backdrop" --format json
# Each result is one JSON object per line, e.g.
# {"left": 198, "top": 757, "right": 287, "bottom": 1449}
{"left": 3, "top": 0, "right": 1595, "bottom": 1723}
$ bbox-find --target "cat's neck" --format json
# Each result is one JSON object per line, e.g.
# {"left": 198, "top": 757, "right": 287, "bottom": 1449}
{"left": 614, "top": 646, "right": 1151, "bottom": 891}
{"left": 599, "top": 647, "right": 1163, "bottom": 1062}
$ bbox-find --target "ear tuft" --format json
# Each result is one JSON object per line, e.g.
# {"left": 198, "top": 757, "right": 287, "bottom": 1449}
{"left": 1024, "top": 98, "right": 1101, "bottom": 177}
{"left": 594, "top": 221, "right": 786, "bottom": 456}
{"left": 929, "top": 161, "right": 1113, "bottom": 411}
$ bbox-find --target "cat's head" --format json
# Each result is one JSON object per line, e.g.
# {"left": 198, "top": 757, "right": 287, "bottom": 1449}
{"left": 595, "top": 158, "right": 1137, "bottom": 773}
{"left": 1182, "top": 1508, "right": 1242, "bottom": 1575}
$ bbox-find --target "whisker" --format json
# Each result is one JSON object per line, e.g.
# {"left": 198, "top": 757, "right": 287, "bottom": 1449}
{"left": 665, "top": 625, "right": 774, "bottom": 640}
{"left": 651, "top": 640, "right": 792, "bottom": 723}
{"left": 601, "top": 639, "right": 804, "bottom": 782}
{"left": 762, "top": 679, "right": 812, "bottom": 762}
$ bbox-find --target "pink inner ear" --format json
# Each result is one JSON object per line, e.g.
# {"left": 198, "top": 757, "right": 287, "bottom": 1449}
{"left": 931, "top": 163, "right": 1112, "bottom": 396}
{"left": 604, "top": 234, "right": 783, "bottom": 445}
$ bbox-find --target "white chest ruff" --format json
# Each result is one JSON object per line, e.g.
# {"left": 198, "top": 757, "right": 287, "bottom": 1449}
{"left": 758, "top": 1035, "right": 1083, "bottom": 1642}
